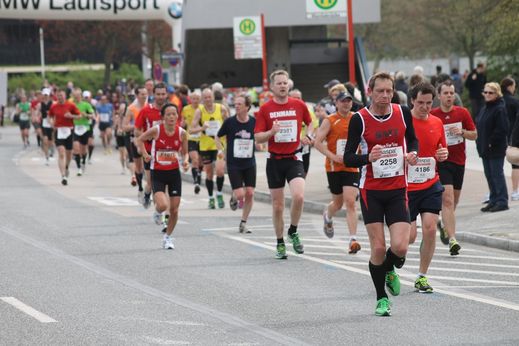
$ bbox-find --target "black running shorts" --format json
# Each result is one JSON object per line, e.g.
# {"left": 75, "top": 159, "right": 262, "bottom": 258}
{"left": 266, "top": 158, "right": 305, "bottom": 189}
{"left": 151, "top": 169, "right": 182, "bottom": 197}
{"left": 359, "top": 188, "right": 410, "bottom": 226}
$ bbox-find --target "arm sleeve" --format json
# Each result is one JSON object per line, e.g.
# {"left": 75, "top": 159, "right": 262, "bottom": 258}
{"left": 402, "top": 106, "right": 419, "bottom": 152}
{"left": 217, "top": 118, "right": 228, "bottom": 137}
{"left": 343, "top": 113, "right": 369, "bottom": 167}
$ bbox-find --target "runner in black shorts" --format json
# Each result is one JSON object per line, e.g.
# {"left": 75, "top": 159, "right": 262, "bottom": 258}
{"left": 216, "top": 94, "right": 257, "bottom": 233}
{"left": 39, "top": 88, "right": 55, "bottom": 165}
{"left": 181, "top": 90, "right": 203, "bottom": 194}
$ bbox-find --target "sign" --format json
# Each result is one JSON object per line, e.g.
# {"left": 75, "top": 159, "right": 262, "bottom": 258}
{"left": 306, "top": 0, "right": 346, "bottom": 18}
{"left": 233, "top": 16, "right": 262, "bottom": 60}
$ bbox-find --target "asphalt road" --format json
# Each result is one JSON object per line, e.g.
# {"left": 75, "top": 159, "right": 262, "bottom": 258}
{"left": 1, "top": 126, "right": 518, "bottom": 345}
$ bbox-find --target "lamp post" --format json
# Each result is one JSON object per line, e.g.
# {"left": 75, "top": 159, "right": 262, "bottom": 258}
{"left": 39, "top": 27, "right": 45, "bottom": 80}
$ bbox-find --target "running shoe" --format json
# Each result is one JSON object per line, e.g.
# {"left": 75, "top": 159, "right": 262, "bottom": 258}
{"left": 276, "top": 243, "right": 287, "bottom": 259}
{"left": 217, "top": 194, "right": 225, "bottom": 209}
{"left": 230, "top": 196, "right": 238, "bottom": 211}
{"left": 194, "top": 183, "right": 201, "bottom": 194}
{"left": 415, "top": 276, "right": 433, "bottom": 293}
{"left": 77, "top": 168, "right": 83, "bottom": 177}
{"left": 437, "top": 220, "right": 449, "bottom": 245}
{"left": 61, "top": 177, "right": 68, "bottom": 186}
{"left": 45, "top": 158, "right": 50, "bottom": 166}
{"left": 208, "top": 197, "right": 215, "bottom": 209}
{"left": 239, "top": 222, "right": 251, "bottom": 234}
{"left": 375, "top": 297, "right": 391, "bottom": 317}
{"left": 153, "top": 211, "right": 163, "bottom": 225}
{"left": 131, "top": 176, "right": 137, "bottom": 187}
{"left": 143, "top": 194, "right": 151, "bottom": 209}
{"left": 348, "top": 239, "right": 361, "bottom": 254}
{"left": 385, "top": 270, "right": 400, "bottom": 296}
{"left": 289, "top": 232, "right": 304, "bottom": 254}
{"left": 449, "top": 238, "right": 461, "bottom": 256}
{"left": 322, "top": 211, "right": 334, "bottom": 238}
{"left": 163, "top": 236, "right": 175, "bottom": 250}
{"left": 137, "top": 190, "right": 145, "bottom": 205}
{"left": 512, "top": 192, "right": 519, "bottom": 201}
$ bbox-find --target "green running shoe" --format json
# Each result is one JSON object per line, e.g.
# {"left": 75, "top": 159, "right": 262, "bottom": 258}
{"left": 208, "top": 197, "right": 215, "bottom": 209}
{"left": 385, "top": 270, "right": 400, "bottom": 296}
{"left": 415, "top": 275, "right": 433, "bottom": 293}
{"left": 217, "top": 194, "right": 225, "bottom": 209}
{"left": 276, "top": 243, "right": 287, "bottom": 259}
{"left": 449, "top": 238, "right": 461, "bottom": 256}
{"left": 289, "top": 232, "right": 304, "bottom": 254}
{"left": 375, "top": 297, "right": 391, "bottom": 316}
{"left": 438, "top": 220, "right": 449, "bottom": 245}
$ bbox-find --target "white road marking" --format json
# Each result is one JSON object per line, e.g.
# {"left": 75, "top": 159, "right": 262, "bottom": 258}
{"left": 141, "top": 336, "right": 191, "bottom": 345}
{"left": 220, "top": 235, "right": 519, "bottom": 311}
{"left": 0, "top": 297, "right": 57, "bottom": 323}
{"left": 88, "top": 196, "right": 140, "bottom": 206}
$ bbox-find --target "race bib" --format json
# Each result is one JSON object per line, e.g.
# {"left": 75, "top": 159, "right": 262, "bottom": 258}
{"left": 156, "top": 150, "right": 178, "bottom": 165}
{"left": 74, "top": 125, "right": 88, "bottom": 136}
{"left": 274, "top": 120, "right": 297, "bottom": 143}
{"left": 336, "top": 139, "right": 347, "bottom": 156}
{"left": 205, "top": 120, "right": 220, "bottom": 137}
{"left": 408, "top": 157, "right": 436, "bottom": 184}
{"left": 19, "top": 112, "right": 29, "bottom": 121}
{"left": 42, "top": 118, "right": 51, "bottom": 128}
{"left": 57, "top": 127, "right": 71, "bottom": 139}
{"left": 372, "top": 146, "right": 404, "bottom": 179}
{"left": 99, "top": 112, "right": 110, "bottom": 123}
{"left": 233, "top": 139, "right": 254, "bottom": 158}
{"left": 190, "top": 132, "right": 201, "bottom": 139}
{"left": 444, "top": 122, "right": 463, "bottom": 146}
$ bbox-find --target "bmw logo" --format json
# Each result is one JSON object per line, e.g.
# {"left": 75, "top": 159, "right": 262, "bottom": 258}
{"left": 168, "top": 2, "right": 182, "bottom": 19}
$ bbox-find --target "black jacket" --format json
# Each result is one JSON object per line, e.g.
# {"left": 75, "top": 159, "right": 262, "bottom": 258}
{"left": 476, "top": 98, "right": 509, "bottom": 158}
{"left": 503, "top": 91, "right": 519, "bottom": 139}
{"left": 465, "top": 70, "right": 486, "bottom": 100}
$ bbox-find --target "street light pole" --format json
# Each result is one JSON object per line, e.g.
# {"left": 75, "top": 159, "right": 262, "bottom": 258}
{"left": 39, "top": 27, "right": 45, "bottom": 80}
{"left": 347, "top": 0, "right": 355, "bottom": 84}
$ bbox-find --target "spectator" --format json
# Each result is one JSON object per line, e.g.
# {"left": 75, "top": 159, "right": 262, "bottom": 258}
{"left": 451, "top": 68, "right": 464, "bottom": 94}
{"left": 465, "top": 63, "right": 487, "bottom": 121}
{"left": 500, "top": 76, "right": 519, "bottom": 200}
{"left": 320, "top": 79, "right": 341, "bottom": 114}
{"left": 394, "top": 71, "right": 408, "bottom": 95}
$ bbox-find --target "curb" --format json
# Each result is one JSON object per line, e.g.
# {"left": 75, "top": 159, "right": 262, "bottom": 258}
{"left": 457, "top": 231, "right": 519, "bottom": 253}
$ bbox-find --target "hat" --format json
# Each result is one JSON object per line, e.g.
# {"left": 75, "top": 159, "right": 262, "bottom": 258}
{"left": 324, "top": 79, "right": 341, "bottom": 89}
{"left": 167, "top": 85, "right": 175, "bottom": 93}
{"left": 82, "top": 90, "right": 92, "bottom": 98}
{"left": 335, "top": 91, "right": 353, "bottom": 101}
{"left": 42, "top": 88, "right": 51, "bottom": 96}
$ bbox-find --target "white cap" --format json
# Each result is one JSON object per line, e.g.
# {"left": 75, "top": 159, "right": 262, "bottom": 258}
{"left": 82, "top": 90, "right": 92, "bottom": 98}
{"left": 42, "top": 88, "right": 51, "bottom": 96}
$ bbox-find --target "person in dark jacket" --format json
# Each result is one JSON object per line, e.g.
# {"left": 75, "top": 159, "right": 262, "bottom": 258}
{"left": 476, "top": 82, "right": 509, "bottom": 212}
{"left": 500, "top": 77, "right": 519, "bottom": 200}
{"left": 465, "top": 63, "right": 487, "bottom": 121}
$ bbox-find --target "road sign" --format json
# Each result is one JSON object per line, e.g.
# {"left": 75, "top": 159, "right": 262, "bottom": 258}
{"left": 233, "top": 16, "right": 262, "bottom": 60}
{"left": 306, "top": 0, "right": 346, "bottom": 18}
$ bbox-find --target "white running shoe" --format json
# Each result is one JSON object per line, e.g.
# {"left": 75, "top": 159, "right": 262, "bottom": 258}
{"left": 512, "top": 192, "right": 519, "bottom": 201}
{"left": 137, "top": 190, "right": 145, "bottom": 205}
{"left": 163, "top": 236, "right": 175, "bottom": 250}
{"left": 153, "top": 211, "right": 163, "bottom": 225}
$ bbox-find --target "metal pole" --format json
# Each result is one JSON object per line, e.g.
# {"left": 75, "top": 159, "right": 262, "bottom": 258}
{"left": 39, "top": 27, "right": 45, "bottom": 80}
{"left": 347, "top": 0, "right": 356, "bottom": 84}
{"left": 261, "top": 13, "right": 268, "bottom": 91}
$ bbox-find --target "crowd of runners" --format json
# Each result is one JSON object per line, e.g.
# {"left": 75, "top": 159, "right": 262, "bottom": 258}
{"left": 9, "top": 67, "right": 519, "bottom": 317}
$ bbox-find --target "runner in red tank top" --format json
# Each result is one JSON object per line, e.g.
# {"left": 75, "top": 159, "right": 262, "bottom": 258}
{"left": 407, "top": 82, "right": 449, "bottom": 293}
{"left": 135, "top": 103, "right": 189, "bottom": 250}
{"left": 343, "top": 72, "right": 419, "bottom": 316}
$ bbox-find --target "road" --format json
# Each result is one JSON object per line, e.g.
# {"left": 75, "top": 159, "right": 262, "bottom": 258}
{"left": 1, "top": 126, "right": 518, "bottom": 345}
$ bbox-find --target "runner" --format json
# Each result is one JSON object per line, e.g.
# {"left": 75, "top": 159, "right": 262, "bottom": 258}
{"left": 72, "top": 88, "right": 95, "bottom": 176}
{"left": 30, "top": 90, "right": 43, "bottom": 148}
{"left": 135, "top": 82, "right": 169, "bottom": 210}
{"left": 431, "top": 80, "right": 477, "bottom": 256}
{"left": 255, "top": 70, "right": 314, "bottom": 259}
{"left": 181, "top": 90, "right": 203, "bottom": 194}
{"left": 123, "top": 86, "right": 148, "bottom": 196}
{"left": 343, "top": 72, "right": 419, "bottom": 316}
{"left": 190, "top": 88, "right": 229, "bottom": 209}
{"left": 48, "top": 90, "right": 81, "bottom": 186}
{"left": 314, "top": 90, "right": 361, "bottom": 253}
{"left": 82, "top": 91, "right": 97, "bottom": 164}
{"left": 96, "top": 94, "right": 114, "bottom": 154}
{"left": 135, "top": 103, "right": 189, "bottom": 249}
{"left": 216, "top": 93, "right": 256, "bottom": 233}
{"left": 114, "top": 98, "right": 129, "bottom": 175}
{"left": 16, "top": 95, "right": 31, "bottom": 148}
{"left": 38, "top": 88, "right": 55, "bottom": 165}
{"left": 406, "top": 82, "right": 449, "bottom": 293}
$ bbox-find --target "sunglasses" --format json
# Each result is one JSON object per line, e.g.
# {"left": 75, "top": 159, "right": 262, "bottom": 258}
{"left": 482, "top": 91, "right": 495, "bottom": 95}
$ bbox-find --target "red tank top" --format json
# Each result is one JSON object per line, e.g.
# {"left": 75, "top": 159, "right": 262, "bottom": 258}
{"left": 358, "top": 104, "right": 408, "bottom": 190}
{"left": 150, "top": 124, "right": 183, "bottom": 171}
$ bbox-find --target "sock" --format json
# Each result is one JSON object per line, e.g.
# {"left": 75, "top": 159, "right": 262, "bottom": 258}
{"left": 277, "top": 238, "right": 284, "bottom": 245}
{"left": 417, "top": 273, "right": 426, "bottom": 279}
{"left": 81, "top": 154, "right": 87, "bottom": 165}
{"left": 369, "top": 262, "right": 388, "bottom": 300}
{"left": 197, "top": 171, "right": 202, "bottom": 185}
{"left": 384, "top": 247, "right": 406, "bottom": 273}
{"left": 135, "top": 172, "right": 143, "bottom": 191}
{"left": 324, "top": 211, "right": 332, "bottom": 223}
{"left": 206, "top": 179, "right": 214, "bottom": 196}
{"left": 74, "top": 154, "right": 81, "bottom": 169}
{"left": 144, "top": 191, "right": 151, "bottom": 199}
{"left": 216, "top": 176, "right": 224, "bottom": 192}
{"left": 191, "top": 168, "right": 199, "bottom": 184}
{"left": 288, "top": 224, "right": 298, "bottom": 236}
{"left": 88, "top": 145, "right": 94, "bottom": 159}
{"left": 37, "top": 134, "right": 41, "bottom": 147}
{"left": 350, "top": 236, "right": 357, "bottom": 242}
{"left": 240, "top": 220, "right": 246, "bottom": 224}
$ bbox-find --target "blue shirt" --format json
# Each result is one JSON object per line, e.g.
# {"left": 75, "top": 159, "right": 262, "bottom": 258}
{"left": 96, "top": 103, "right": 114, "bottom": 124}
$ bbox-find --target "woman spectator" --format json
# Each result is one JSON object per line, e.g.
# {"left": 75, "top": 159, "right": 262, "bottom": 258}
{"left": 500, "top": 77, "right": 519, "bottom": 200}
{"left": 477, "top": 82, "right": 510, "bottom": 212}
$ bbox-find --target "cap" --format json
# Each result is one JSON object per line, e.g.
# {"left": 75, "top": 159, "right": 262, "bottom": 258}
{"left": 335, "top": 91, "right": 353, "bottom": 101}
{"left": 167, "top": 85, "right": 175, "bottom": 93}
{"left": 82, "top": 90, "right": 92, "bottom": 98}
{"left": 324, "top": 79, "right": 341, "bottom": 89}
{"left": 42, "top": 88, "right": 51, "bottom": 96}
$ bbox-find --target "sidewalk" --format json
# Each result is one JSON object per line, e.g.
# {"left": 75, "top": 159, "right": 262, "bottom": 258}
{"left": 182, "top": 142, "right": 519, "bottom": 253}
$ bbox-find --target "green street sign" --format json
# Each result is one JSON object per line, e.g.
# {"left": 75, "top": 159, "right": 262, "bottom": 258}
{"left": 239, "top": 18, "right": 256, "bottom": 35}
{"left": 314, "top": 0, "right": 338, "bottom": 10}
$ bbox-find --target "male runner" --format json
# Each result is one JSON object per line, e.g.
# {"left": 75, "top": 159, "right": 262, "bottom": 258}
{"left": 181, "top": 90, "right": 203, "bottom": 194}
{"left": 72, "top": 88, "right": 95, "bottom": 176}
{"left": 96, "top": 94, "right": 114, "bottom": 154}
{"left": 38, "top": 88, "right": 55, "bottom": 165}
